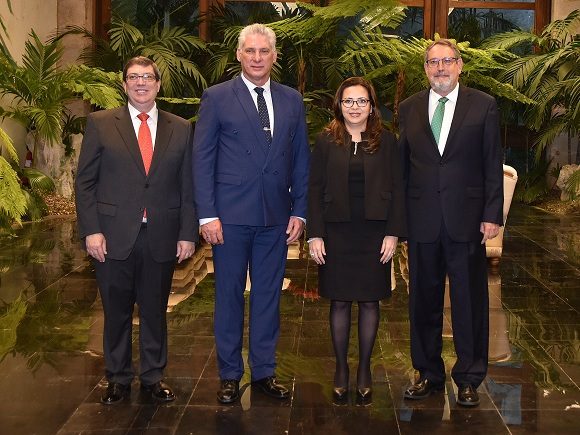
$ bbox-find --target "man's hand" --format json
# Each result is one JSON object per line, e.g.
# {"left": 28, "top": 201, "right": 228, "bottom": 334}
{"left": 86, "top": 233, "right": 107, "bottom": 262}
{"left": 480, "top": 222, "right": 500, "bottom": 244}
{"left": 286, "top": 217, "right": 305, "bottom": 244}
{"left": 176, "top": 241, "right": 195, "bottom": 263}
{"left": 201, "top": 219, "right": 224, "bottom": 245}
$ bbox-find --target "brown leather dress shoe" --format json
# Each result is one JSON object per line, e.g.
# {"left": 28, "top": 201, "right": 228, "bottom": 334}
{"left": 252, "top": 376, "right": 290, "bottom": 399}
{"left": 217, "top": 379, "right": 240, "bottom": 404}
{"left": 101, "top": 382, "right": 130, "bottom": 405}
{"left": 457, "top": 384, "right": 480, "bottom": 407}
{"left": 141, "top": 380, "right": 175, "bottom": 402}
{"left": 404, "top": 379, "right": 444, "bottom": 400}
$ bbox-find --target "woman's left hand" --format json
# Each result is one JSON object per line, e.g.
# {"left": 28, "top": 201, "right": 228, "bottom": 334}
{"left": 380, "top": 235, "right": 398, "bottom": 264}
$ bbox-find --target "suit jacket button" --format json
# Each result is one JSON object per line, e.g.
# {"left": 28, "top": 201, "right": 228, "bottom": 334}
{"left": 273, "top": 170, "right": 279, "bottom": 175}
{"left": 246, "top": 150, "right": 251, "bottom": 154}
{"left": 144, "top": 183, "right": 149, "bottom": 188}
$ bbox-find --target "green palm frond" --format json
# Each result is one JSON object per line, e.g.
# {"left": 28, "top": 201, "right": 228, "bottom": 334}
{"left": 65, "top": 66, "right": 125, "bottom": 109}
{"left": 0, "top": 126, "right": 17, "bottom": 162}
{"left": 20, "top": 189, "right": 48, "bottom": 221}
{"left": 204, "top": 45, "right": 235, "bottom": 84}
{"left": 463, "top": 72, "right": 536, "bottom": 105}
{"left": 0, "top": 157, "right": 27, "bottom": 228}
{"left": 481, "top": 30, "right": 539, "bottom": 50}
{"left": 564, "top": 169, "right": 580, "bottom": 199}
{"left": 21, "top": 31, "right": 62, "bottom": 85}
{"left": 542, "top": 9, "right": 580, "bottom": 46}
{"left": 157, "top": 97, "right": 200, "bottom": 105}
{"left": 109, "top": 17, "right": 144, "bottom": 60}
{"left": 21, "top": 168, "right": 55, "bottom": 193}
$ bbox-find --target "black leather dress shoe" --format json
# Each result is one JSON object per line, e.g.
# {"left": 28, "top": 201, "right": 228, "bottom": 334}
{"left": 141, "top": 380, "right": 175, "bottom": 402}
{"left": 101, "top": 382, "right": 130, "bottom": 405}
{"left": 332, "top": 386, "right": 348, "bottom": 402}
{"left": 457, "top": 384, "right": 480, "bottom": 407}
{"left": 252, "top": 376, "right": 290, "bottom": 400}
{"left": 217, "top": 379, "right": 240, "bottom": 404}
{"left": 404, "top": 379, "right": 444, "bottom": 400}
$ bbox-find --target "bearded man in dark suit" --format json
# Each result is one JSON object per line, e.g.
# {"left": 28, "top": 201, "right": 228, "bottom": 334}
{"left": 399, "top": 39, "right": 503, "bottom": 407}
{"left": 75, "top": 56, "right": 197, "bottom": 405}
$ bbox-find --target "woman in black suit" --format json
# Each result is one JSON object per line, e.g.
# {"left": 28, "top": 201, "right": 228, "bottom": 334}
{"left": 308, "top": 77, "right": 406, "bottom": 402}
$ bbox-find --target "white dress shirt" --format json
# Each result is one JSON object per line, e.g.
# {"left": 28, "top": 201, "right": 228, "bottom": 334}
{"left": 240, "top": 73, "right": 275, "bottom": 136}
{"left": 428, "top": 83, "right": 459, "bottom": 156}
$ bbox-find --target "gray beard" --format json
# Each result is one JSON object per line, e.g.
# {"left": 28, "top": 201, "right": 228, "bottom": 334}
{"left": 430, "top": 77, "right": 454, "bottom": 94}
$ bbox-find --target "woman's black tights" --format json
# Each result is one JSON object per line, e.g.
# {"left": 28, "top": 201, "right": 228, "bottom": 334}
{"left": 330, "top": 300, "right": 380, "bottom": 388}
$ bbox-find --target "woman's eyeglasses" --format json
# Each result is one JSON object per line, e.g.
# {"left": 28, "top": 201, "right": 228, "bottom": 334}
{"left": 341, "top": 98, "right": 370, "bottom": 108}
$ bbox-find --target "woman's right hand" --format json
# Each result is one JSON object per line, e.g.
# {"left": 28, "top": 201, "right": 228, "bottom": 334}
{"left": 308, "top": 238, "right": 326, "bottom": 265}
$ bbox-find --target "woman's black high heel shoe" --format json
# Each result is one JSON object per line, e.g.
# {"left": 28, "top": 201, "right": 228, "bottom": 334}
{"left": 333, "top": 386, "right": 349, "bottom": 401}
{"left": 356, "top": 387, "right": 372, "bottom": 402}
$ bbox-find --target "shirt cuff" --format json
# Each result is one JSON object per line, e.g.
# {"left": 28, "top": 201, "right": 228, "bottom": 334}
{"left": 200, "top": 217, "right": 218, "bottom": 225}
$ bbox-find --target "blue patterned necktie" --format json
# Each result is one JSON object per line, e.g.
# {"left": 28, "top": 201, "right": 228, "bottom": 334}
{"left": 254, "top": 87, "right": 272, "bottom": 145}
{"left": 431, "top": 96, "right": 448, "bottom": 145}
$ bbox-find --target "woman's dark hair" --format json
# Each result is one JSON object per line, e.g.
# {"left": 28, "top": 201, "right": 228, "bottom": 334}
{"left": 325, "top": 77, "right": 383, "bottom": 153}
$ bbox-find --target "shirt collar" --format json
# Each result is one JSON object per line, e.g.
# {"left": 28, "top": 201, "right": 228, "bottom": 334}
{"left": 128, "top": 102, "right": 158, "bottom": 122}
{"left": 430, "top": 83, "right": 459, "bottom": 103}
{"left": 241, "top": 73, "right": 271, "bottom": 94}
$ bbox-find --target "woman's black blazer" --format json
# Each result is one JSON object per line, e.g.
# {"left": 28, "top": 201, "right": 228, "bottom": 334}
{"left": 307, "top": 130, "right": 407, "bottom": 239}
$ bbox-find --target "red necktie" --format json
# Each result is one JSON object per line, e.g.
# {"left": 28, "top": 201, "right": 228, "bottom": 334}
{"left": 137, "top": 113, "right": 153, "bottom": 174}
{"left": 137, "top": 113, "right": 153, "bottom": 219}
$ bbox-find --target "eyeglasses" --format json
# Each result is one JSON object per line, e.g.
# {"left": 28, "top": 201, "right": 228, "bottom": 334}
{"left": 126, "top": 73, "right": 158, "bottom": 82}
{"left": 425, "top": 57, "right": 459, "bottom": 68}
{"left": 341, "top": 98, "right": 370, "bottom": 108}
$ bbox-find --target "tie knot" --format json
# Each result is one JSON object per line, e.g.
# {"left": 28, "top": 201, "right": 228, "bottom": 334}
{"left": 138, "top": 113, "right": 149, "bottom": 122}
{"left": 438, "top": 97, "right": 448, "bottom": 104}
{"left": 254, "top": 87, "right": 265, "bottom": 96}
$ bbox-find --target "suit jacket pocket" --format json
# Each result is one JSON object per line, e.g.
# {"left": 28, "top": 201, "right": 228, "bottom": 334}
{"left": 216, "top": 173, "right": 242, "bottom": 185}
{"left": 97, "top": 202, "right": 117, "bottom": 216}
{"left": 323, "top": 193, "right": 333, "bottom": 203}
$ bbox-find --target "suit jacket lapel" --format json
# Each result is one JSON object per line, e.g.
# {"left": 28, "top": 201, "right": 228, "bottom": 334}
{"left": 417, "top": 90, "right": 441, "bottom": 157}
{"left": 443, "top": 85, "right": 469, "bottom": 158}
{"left": 266, "top": 82, "right": 286, "bottom": 162}
{"left": 233, "top": 76, "right": 269, "bottom": 159}
{"left": 148, "top": 110, "right": 173, "bottom": 178}
{"left": 115, "top": 106, "right": 146, "bottom": 177}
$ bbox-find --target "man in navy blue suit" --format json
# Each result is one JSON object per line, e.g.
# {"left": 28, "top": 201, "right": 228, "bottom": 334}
{"left": 193, "top": 23, "right": 310, "bottom": 404}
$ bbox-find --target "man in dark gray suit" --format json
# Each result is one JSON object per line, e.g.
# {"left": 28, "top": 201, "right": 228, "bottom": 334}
{"left": 75, "top": 56, "right": 197, "bottom": 405}
{"left": 399, "top": 40, "right": 503, "bottom": 407}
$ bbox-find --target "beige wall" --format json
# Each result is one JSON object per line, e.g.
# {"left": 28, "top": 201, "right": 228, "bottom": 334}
{"left": 552, "top": 0, "right": 580, "bottom": 20}
{"left": 0, "top": 0, "right": 92, "bottom": 164}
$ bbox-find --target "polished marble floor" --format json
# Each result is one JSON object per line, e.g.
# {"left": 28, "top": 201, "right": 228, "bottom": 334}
{"left": 0, "top": 204, "right": 578, "bottom": 434}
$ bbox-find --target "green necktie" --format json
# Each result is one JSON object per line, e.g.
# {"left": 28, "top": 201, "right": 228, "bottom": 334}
{"left": 431, "top": 97, "right": 448, "bottom": 145}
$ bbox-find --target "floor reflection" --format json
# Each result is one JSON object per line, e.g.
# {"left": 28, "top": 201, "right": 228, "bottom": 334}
{"left": 0, "top": 204, "right": 578, "bottom": 434}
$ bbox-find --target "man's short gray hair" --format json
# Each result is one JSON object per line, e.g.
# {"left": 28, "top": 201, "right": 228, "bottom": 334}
{"left": 424, "top": 39, "right": 461, "bottom": 61}
{"left": 238, "top": 23, "right": 277, "bottom": 53}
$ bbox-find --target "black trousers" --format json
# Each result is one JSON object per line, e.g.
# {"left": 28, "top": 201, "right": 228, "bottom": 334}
{"left": 408, "top": 222, "right": 489, "bottom": 387}
{"left": 94, "top": 225, "right": 176, "bottom": 385}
